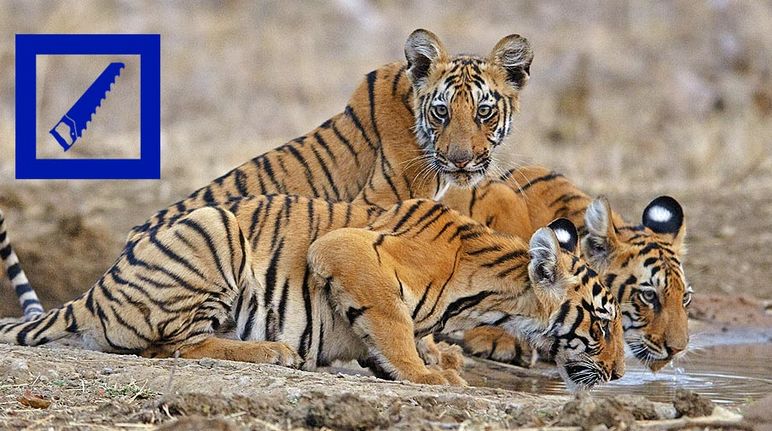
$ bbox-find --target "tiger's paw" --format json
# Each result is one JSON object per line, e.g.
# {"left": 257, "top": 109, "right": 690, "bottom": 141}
{"left": 417, "top": 337, "right": 465, "bottom": 373}
{"left": 411, "top": 367, "right": 467, "bottom": 386}
{"left": 249, "top": 341, "right": 302, "bottom": 368}
{"left": 434, "top": 366, "right": 467, "bottom": 386}
{"left": 435, "top": 341, "right": 465, "bottom": 372}
{"left": 463, "top": 326, "right": 533, "bottom": 368}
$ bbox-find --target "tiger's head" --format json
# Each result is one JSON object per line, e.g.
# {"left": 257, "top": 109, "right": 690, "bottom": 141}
{"left": 582, "top": 196, "right": 690, "bottom": 371}
{"left": 525, "top": 219, "right": 625, "bottom": 390}
{"left": 404, "top": 29, "right": 533, "bottom": 188}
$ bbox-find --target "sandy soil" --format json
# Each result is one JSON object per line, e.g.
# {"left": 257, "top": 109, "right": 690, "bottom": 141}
{"left": 0, "top": 342, "right": 751, "bottom": 431}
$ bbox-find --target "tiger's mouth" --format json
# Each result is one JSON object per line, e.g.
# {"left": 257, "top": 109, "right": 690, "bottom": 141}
{"left": 627, "top": 335, "right": 672, "bottom": 371}
{"left": 562, "top": 360, "right": 610, "bottom": 390}
{"left": 435, "top": 159, "right": 491, "bottom": 188}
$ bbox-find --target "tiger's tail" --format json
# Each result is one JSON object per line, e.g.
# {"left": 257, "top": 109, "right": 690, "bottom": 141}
{"left": 0, "top": 298, "right": 85, "bottom": 346}
{"left": 0, "top": 209, "right": 44, "bottom": 320}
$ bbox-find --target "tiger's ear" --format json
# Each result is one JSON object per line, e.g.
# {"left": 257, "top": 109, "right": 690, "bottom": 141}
{"left": 642, "top": 196, "right": 685, "bottom": 249}
{"left": 489, "top": 34, "right": 533, "bottom": 90}
{"left": 548, "top": 218, "right": 579, "bottom": 257}
{"left": 528, "top": 227, "right": 562, "bottom": 287}
{"left": 405, "top": 29, "right": 448, "bottom": 89}
{"left": 582, "top": 196, "right": 618, "bottom": 267}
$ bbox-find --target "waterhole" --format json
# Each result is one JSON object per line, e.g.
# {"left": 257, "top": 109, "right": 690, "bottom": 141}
{"left": 464, "top": 327, "right": 771, "bottom": 406}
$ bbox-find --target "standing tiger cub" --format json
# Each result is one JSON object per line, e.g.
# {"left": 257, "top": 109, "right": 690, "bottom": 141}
{"left": 442, "top": 166, "right": 691, "bottom": 371}
{"left": 0, "top": 197, "right": 624, "bottom": 388}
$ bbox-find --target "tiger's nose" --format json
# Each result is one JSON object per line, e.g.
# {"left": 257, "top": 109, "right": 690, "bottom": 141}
{"left": 448, "top": 153, "right": 473, "bottom": 169}
{"left": 610, "top": 368, "right": 623, "bottom": 381}
{"left": 666, "top": 344, "right": 685, "bottom": 357}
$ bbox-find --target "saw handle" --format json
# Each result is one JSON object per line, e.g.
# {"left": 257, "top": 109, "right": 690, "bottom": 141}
{"left": 49, "top": 117, "right": 77, "bottom": 151}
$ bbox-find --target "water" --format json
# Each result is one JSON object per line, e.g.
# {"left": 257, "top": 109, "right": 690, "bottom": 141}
{"left": 465, "top": 328, "right": 772, "bottom": 406}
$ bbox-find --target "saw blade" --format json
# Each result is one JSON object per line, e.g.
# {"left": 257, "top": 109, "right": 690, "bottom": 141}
{"left": 49, "top": 62, "right": 125, "bottom": 151}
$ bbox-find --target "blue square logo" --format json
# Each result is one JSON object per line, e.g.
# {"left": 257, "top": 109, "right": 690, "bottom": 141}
{"left": 15, "top": 34, "right": 160, "bottom": 179}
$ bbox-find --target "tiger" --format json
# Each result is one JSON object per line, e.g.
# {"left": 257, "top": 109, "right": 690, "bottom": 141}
{"left": 127, "top": 28, "right": 534, "bottom": 244}
{"left": 0, "top": 197, "right": 624, "bottom": 389}
{"left": 441, "top": 165, "right": 691, "bottom": 371}
{"left": 0, "top": 210, "right": 43, "bottom": 320}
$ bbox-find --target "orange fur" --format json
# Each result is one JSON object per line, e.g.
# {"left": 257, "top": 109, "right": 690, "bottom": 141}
{"left": 1, "top": 197, "right": 623, "bottom": 388}
{"left": 443, "top": 166, "right": 691, "bottom": 371}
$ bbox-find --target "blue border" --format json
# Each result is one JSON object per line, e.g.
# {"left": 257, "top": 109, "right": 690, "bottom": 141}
{"left": 15, "top": 34, "right": 160, "bottom": 179}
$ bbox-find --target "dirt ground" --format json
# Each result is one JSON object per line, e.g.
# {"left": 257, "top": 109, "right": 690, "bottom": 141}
{"left": 0, "top": 340, "right": 757, "bottom": 431}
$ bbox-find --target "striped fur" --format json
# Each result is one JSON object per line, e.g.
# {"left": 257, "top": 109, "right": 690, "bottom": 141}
{"left": 0, "top": 210, "right": 43, "bottom": 320}
{"left": 442, "top": 165, "right": 691, "bottom": 371}
{"left": 0, "top": 197, "right": 623, "bottom": 388}
{"left": 127, "top": 29, "right": 533, "bottom": 243}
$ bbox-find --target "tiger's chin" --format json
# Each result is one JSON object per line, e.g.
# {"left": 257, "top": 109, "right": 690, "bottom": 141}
{"left": 558, "top": 359, "right": 609, "bottom": 391}
{"left": 442, "top": 170, "right": 487, "bottom": 189}
{"left": 627, "top": 336, "right": 672, "bottom": 371}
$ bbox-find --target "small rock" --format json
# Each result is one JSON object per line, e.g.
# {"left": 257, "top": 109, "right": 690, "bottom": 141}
{"left": 101, "top": 367, "right": 114, "bottom": 375}
{"left": 198, "top": 358, "right": 215, "bottom": 368}
{"left": 18, "top": 390, "right": 51, "bottom": 409}
{"left": 10, "top": 359, "right": 29, "bottom": 372}
{"left": 558, "top": 393, "right": 637, "bottom": 429}
{"left": 673, "top": 389, "right": 714, "bottom": 418}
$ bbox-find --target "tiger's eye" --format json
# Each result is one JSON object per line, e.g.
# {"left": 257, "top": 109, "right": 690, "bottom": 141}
{"left": 477, "top": 105, "right": 492, "bottom": 118}
{"left": 683, "top": 292, "right": 692, "bottom": 307}
{"left": 639, "top": 290, "right": 656, "bottom": 303}
{"left": 432, "top": 105, "right": 448, "bottom": 119}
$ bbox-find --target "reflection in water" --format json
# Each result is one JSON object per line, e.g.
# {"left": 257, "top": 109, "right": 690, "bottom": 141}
{"left": 465, "top": 342, "right": 772, "bottom": 406}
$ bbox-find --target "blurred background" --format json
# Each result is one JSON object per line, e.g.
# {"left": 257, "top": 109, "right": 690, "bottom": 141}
{"left": 0, "top": 0, "right": 770, "bottom": 314}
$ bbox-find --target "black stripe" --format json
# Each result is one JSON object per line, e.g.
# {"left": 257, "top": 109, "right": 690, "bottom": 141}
{"left": 263, "top": 239, "right": 285, "bottom": 306}
{"left": 392, "top": 201, "right": 423, "bottom": 232}
{"left": 313, "top": 131, "right": 338, "bottom": 166}
{"left": 438, "top": 291, "right": 495, "bottom": 330}
{"left": 298, "top": 266, "right": 314, "bottom": 360}
{"left": 308, "top": 143, "right": 341, "bottom": 200}
{"left": 284, "top": 144, "right": 321, "bottom": 196}
{"left": 345, "top": 105, "right": 376, "bottom": 150}
{"left": 278, "top": 280, "right": 290, "bottom": 331}
{"left": 366, "top": 70, "right": 382, "bottom": 145}
{"left": 331, "top": 122, "right": 360, "bottom": 167}
{"left": 412, "top": 282, "right": 432, "bottom": 319}
{"left": 346, "top": 306, "right": 370, "bottom": 325}
{"left": 517, "top": 172, "right": 563, "bottom": 194}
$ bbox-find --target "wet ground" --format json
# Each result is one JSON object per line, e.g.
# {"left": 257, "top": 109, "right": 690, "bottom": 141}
{"left": 465, "top": 326, "right": 772, "bottom": 407}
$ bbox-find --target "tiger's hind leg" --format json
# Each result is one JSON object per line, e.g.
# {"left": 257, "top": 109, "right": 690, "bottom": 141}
{"left": 462, "top": 326, "right": 534, "bottom": 368}
{"left": 143, "top": 336, "right": 301, "bottom": 367}
{"left": 309, "top": 228, "right": 466, "bottom": 386}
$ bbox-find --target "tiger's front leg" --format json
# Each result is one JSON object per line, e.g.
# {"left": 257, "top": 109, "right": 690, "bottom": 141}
{"left": 462, "top": 326, "right": 534, "bottom": 368}
{"left": 309, "top": 229, "right": 466, "bottom": 386}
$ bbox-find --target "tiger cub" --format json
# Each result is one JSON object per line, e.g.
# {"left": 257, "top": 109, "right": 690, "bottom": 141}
{"left": 0, "top": 197, "right": 623, "bottom": 388}
{"left": 442, "top": 165, "right": 691, "bottom": 371}
{"left": 128, "top": 28, "right": 534, "bottom": 244}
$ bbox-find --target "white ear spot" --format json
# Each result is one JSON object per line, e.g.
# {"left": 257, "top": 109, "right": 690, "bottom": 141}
{"left": 554, "top": 228, "right": 571, "bottom": 245}
{"left": 647, "top": 206, "right": 672, "bottom": 223}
